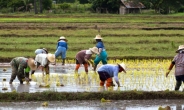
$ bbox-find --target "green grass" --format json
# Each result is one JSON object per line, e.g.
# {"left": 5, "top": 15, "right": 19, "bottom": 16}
{"left": 0, "top": 14, "right": 184, "bottom": 23}
{"left": 0, "top": 14, "right": 184, "bottom": 61}
{"left": 0, "top": 91, "right": 184, "bottom": 101}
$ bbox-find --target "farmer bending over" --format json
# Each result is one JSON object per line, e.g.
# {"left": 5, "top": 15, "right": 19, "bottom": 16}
{"left": 75, "top": 47, "right": 99, "bottom": 74}
{"left": 31, "top": 48, "right": 48, "bottom": 74}
{"left": 55, "top": 36, "right": 68, "bottom": 65}
{"left": 32, "top": 53, "right": 55, "bottom": 75}
{"left": 97, "top": 63, "right": 126, "bottom": 87}
{"left": 35, "top": 48, "right": 48, "bottom": 55}
{"left": 9, "top": 57, "right": 37, "bottom": 84}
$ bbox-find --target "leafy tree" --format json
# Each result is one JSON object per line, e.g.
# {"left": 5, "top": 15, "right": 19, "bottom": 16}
{"left": 55, "top": 0, "right": 75, "bottom": 3}
{"left": 59, "top": 3, "right": 70, "bottom": 10}
{"left": 78, "top": 0, "right": 89, "bottom": 4}
{"left": 42, "top": 0, "right": 52, "bottom": 10}
{"left": 90, "top": 0, "right": 120, "bottom": 13}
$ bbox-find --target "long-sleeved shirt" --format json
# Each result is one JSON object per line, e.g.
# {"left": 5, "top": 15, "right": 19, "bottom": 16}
{"left": 173, "top": 52, "right": 184, "bottom": 76}
{"left": 97, "top": 64, "right": 119, "bottom": 83}
{"left": 35, "top": 54, "right": 49, "bottom": 66}
{"left": 96, "top": 41, "right": 105, "bottom": 51}
{"left": 75, "top": 50, "right": 92, "bottom": 64}
{"left": 10, "top": 57, "right": 29, "bottom": 75}
{"left": 35, "top": 49, "right": 47, "bottom": 55}
{"left": 56, "top": 40, "right": 68, "bottom": 50}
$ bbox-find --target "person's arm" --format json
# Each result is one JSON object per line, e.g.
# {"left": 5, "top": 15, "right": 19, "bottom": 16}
{"left": 66, "top": 42, "right": 68, "bottom": 50}
{"left": 56, "top": 42, "right": 59, "bottom": 49}
{"left": 114, "top": 68, "right": 120, "bottom": 87}
{"left": 98, "top": 48, "right": 102, "bottom": 56}
{"left": 166, "top": 62, "right": 175, "bottom": 77}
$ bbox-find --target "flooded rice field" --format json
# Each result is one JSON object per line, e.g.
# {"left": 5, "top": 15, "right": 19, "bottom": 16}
{"left": 0, "top": 62, "right": 181, "bottom": 93}
{"left": 0, "top": 62, "right": 184, "bottom": 110}
{"left": 0, "top": 100, "right": 184, "bottom": 110}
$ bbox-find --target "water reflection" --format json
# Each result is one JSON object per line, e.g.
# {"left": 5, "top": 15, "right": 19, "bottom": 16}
{"left": 0, "top": 100, "right": 184, "bottom": 110}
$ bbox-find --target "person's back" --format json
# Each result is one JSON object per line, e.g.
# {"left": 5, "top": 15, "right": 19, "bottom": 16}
{"left": 35, "top": 48, "right": 48, "bottom": 55}
{"left": 98, "top": 64, "right": 118, "bottom": 77}
{"left": 173, "top": 52, "right": 184, "bottom": 76}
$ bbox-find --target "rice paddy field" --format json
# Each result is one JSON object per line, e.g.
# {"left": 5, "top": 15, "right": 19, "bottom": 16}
{"left": 0, "top": 13, "right": 184, "bottom": 61}
{"left": 0, "top": 13, "right": 184, "bottom": 106}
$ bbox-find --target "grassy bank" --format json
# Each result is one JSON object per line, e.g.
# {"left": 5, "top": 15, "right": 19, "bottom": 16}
{"left": 0, "top": 14, "right": 184, "bottom": 62}
{"left": 0, "top": 91, "right": 184, "bottom": 101}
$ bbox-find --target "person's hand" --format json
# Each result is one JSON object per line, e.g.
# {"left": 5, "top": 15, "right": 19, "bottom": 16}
{"left": 166, "top": 70, "right": 171, "bottom": 77}
{"left": 166, "top": 72, "right": 169, "bottom": 77}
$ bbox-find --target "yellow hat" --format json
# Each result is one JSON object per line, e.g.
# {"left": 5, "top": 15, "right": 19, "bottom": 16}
{"left": 89, "top": 47, "right": 99, "bottom": 54}
{"left": 47, "top": 53, "right": 55, "bottom": 63}
{"left": 27, "top": 58, "right": 37, "bottom": 70}
{"left": 94, "top": 34, "right": 103, "bottom": 39}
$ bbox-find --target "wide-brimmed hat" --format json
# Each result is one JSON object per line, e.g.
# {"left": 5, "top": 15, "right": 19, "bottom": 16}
{"left": 176, "top": 45, "right": 184, "bottom": 53}
{"left": 47, "top": 53, "right": 55, "bottom": 63}
{"left": 118, "top": 63, "right": 126, "bottom": 73}
{"left": 42, "top": 48, "right": 48, "bottom": 53}
{"left": 94, "top": 34, "right": 103, "bottom": 39}
{"left": 89, "top": 47, "right": 99, "bottom": 54}
{"left": 58, "top": 36, "right": 67, "bottom": 41}
{"left": 27, "top": 58, "right": 37, "bottom": 70}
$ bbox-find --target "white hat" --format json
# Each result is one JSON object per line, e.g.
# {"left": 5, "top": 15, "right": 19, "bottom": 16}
{"left": 47, "top": 53, "right": 55, "bottom": 63}
{"left": 59, "top": 36, "right": 66, "bottom": 40}
{"left": 176, "top": 45, "right": 184, "bottom": 53}
{"left": 89, "top": 47, "right": 99, "bottom": 54}
{"left": 94, "top": 34, "right": 103, "bottom": 39}
{"left": 118, "top": 63, "right": 126, "bottom": 73}
{"left": 28, "top": 58, "right": 37, "bottom": 70}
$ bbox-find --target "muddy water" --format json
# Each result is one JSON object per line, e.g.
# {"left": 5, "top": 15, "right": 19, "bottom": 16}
{"left": 0, "top": 63, "right": 179, "bottom": 93}
{"left": 0, "top": 100, "right": 184, "bottom": 110}
{"left": 0, "top": 63, "right": 104, "bottom": 93}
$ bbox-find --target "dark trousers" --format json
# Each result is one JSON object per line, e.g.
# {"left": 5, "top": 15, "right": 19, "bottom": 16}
{"left": 175, "top": 75, "right": 184, "bottom": 91}
{"left": 98, "top": 71, "right": 110, "bottom": 81}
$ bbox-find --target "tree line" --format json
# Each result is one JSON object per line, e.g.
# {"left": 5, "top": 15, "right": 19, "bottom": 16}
{"left": 0, "top": 0, "right": 183, "bottom": 14}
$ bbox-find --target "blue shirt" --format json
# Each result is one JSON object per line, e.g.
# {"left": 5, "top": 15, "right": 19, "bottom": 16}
{"left": 97, "top": 64, "right": 119, "bottom": 82}
{"left": 57, "top": 40, "right": 68, "bottom": 50}
{"left": 96, "top": 41, "right": 105, "bottom": 50}
{"left": 35, "top": 49, "right": 47, "bottom": 55}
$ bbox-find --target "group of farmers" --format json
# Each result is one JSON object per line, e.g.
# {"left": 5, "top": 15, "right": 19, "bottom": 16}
{"left": 9, "top": 34, "right": 127, "bottom": 88}
{"left": 9, "top": 33, "right": 184, "bottom": 91}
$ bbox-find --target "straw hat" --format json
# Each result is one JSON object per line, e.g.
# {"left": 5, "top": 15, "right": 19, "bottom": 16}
{"left": 118, "top": 63, "right": 126, "bottom": 73}
{"left": 27, "top": 58, "right": 37, "bottom": 70}
{"left": 47, "top": 53, "right": 55, "bottom": 63}
{"left": 176, "top": 45, "right": 184, "bottom": 53}
{"left": 94, "top": 34, "right": 103, "bottom": 39}
{"left": 89, "top": 47, "right": 99, "bottom": 54}
{"left": 58, "top": 36, "right": 67, "bottom": 41}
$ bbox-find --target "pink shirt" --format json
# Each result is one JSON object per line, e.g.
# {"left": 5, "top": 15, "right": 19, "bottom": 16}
{"left": 75, "top": 50, "right": 92, "bottom": 64}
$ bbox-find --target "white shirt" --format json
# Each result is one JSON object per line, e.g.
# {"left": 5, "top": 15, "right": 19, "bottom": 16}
{"left": 86, "top": 50, "right": 92, "bottom": 54}
{"left": 35, "top": 54, "right": 48, "bottom": 66}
